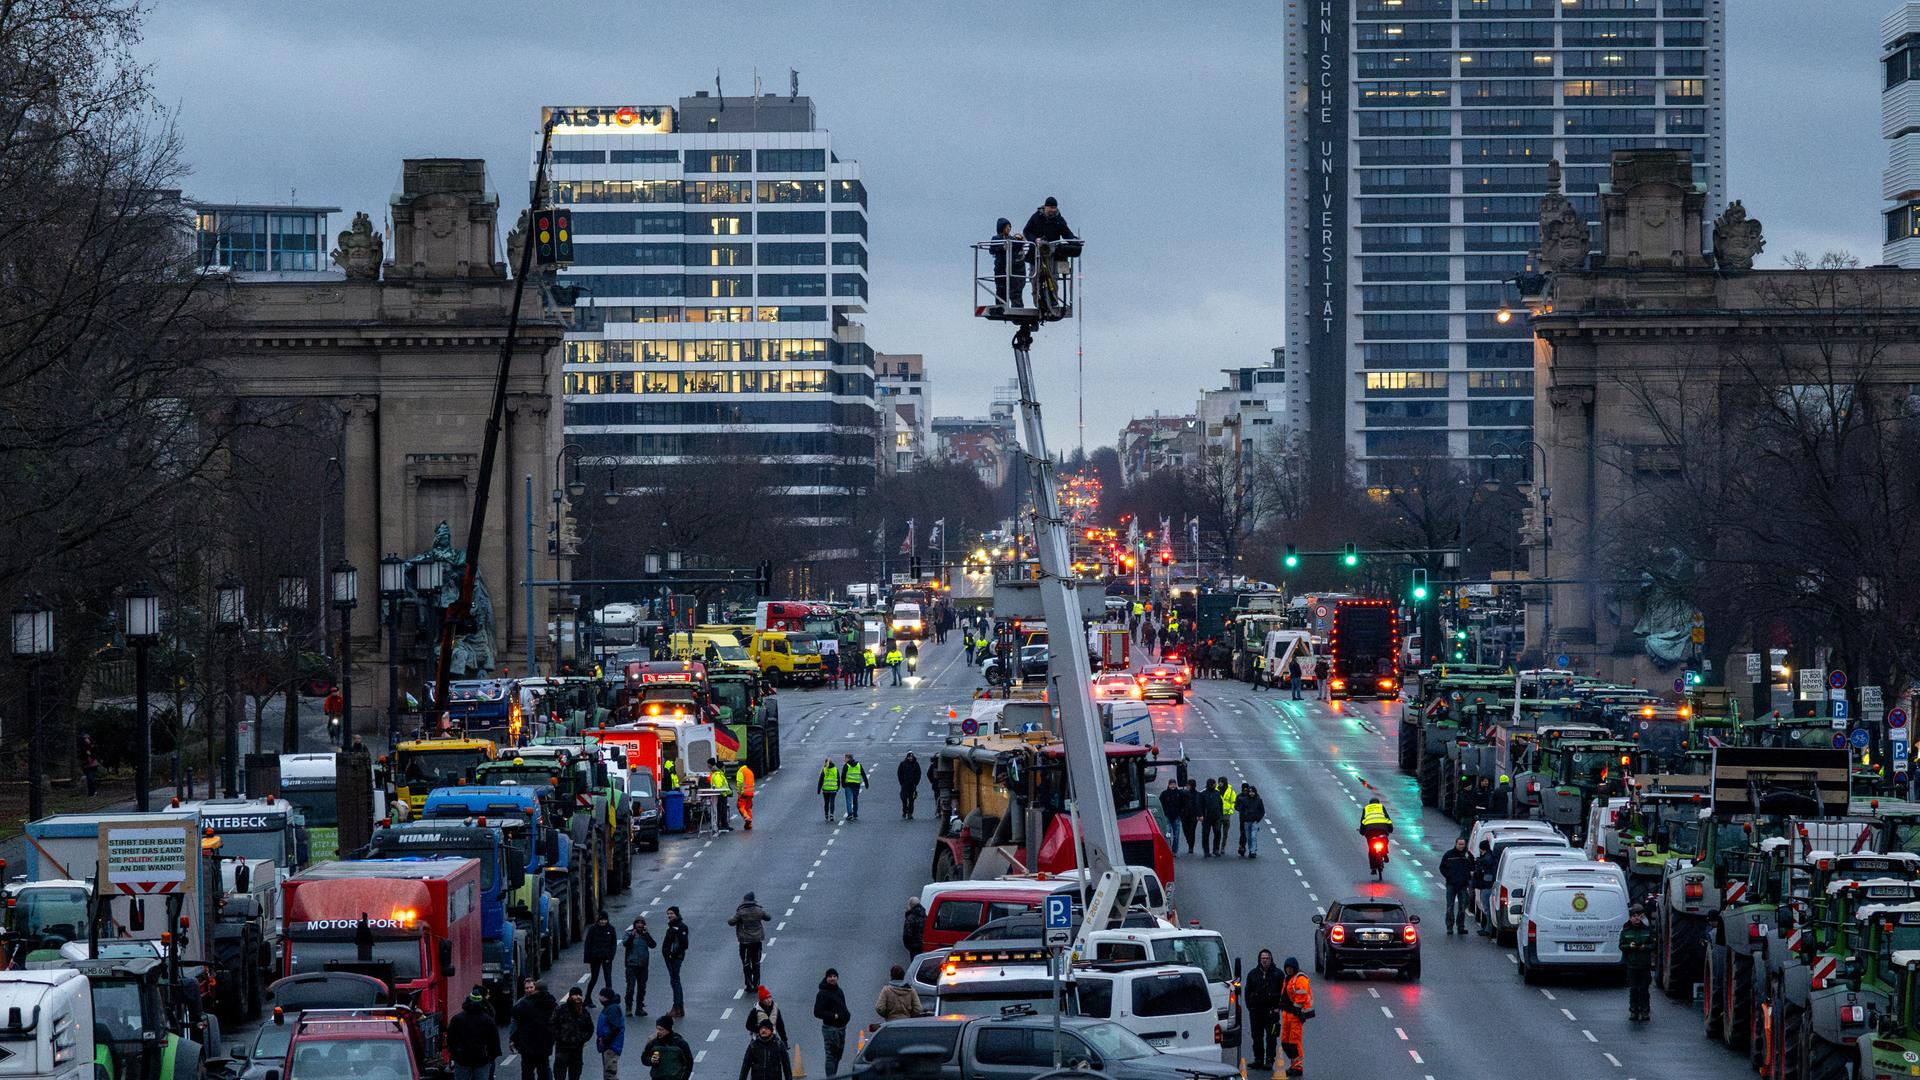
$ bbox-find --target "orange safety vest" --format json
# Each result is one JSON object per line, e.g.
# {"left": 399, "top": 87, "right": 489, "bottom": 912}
{"left": 1281, "top": 971, "right": 1313, "bottom": 1042}
{"left": 738, "top": 766, "right": 756, "bottom": 797}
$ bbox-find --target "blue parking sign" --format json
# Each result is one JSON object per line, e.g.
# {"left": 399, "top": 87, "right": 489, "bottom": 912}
{"left": 1045, "top": 894, "right": 1072, "bottom": 931}
{"left": 1834, "top": 700, "right": 1849, "bottom": 719}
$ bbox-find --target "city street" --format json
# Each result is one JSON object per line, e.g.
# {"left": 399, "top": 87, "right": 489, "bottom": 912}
{"left": 263, "top": 633, "right": 1754, "bottom": 1080}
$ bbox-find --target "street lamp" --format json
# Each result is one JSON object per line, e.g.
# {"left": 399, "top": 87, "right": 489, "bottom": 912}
{"left": 11, "top": 596, "right": 52, "bottom": 820}
{"left": 330, "top": 560, "right": 358, "bottom": 749}
{"left": 277, "top": 574, "right": 307, "bottom": 755}
{"left": 124, "top": 584, "right": 161, "bottom": 812}
{"left": 215, "top": 573, "right": 245, "bottom": 797}
{"left": 379, "top": 554, "right": 408, "bottom": 756}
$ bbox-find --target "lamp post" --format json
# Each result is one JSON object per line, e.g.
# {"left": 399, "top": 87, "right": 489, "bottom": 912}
{"left": 330, "top": 560, "right": 358, "bottom": 749}
{"left": 379, "top": 554, "right": 408, "bottom": 755}
{"left": 413, "top": 559, "right": 445, "bottom": 733}
{"left": 278, "top": 575, "right": 307, "bottom": 755}
{"left": 215, "top": 573, "right": 245, "bottom": 797}
{"left": 124, "top": 584, "right": 161, "bottom": 812}
{"left": 11, "top": 596, "right": 53, "bottom": 821}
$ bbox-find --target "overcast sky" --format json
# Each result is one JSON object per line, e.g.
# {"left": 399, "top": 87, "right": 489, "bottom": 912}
{"left": 140, "top": 2, "right": 1889, "bottom": 448}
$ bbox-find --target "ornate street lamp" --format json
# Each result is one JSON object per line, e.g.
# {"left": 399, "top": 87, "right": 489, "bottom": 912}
{"left": 379, "top": 554, "right": 409, "bottom": 755}
{"left": 215, "top": 573, "right": 245, "bottom": 797}
{"left": 330, "top": 560, "right": 358, "bottom": 749}
{"left": 11, "top": 596, "right": 53, "bottom": 821}
{"left": 124, "top": 584, "right": 161, "bottom": 811}
{"left": 278, "top": 574, "right": 308, "bottom": 754}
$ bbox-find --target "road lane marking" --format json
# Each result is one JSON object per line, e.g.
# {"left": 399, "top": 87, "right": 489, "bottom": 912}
{"left": 696, "top": 1052, "right": 707, "bottom": 1063}
{"left": 1380, "top": 1006, "right": 1393, "bottom": 1018}
{"left": 1409, "top": 1050, "right": 1424, "bottom": 1064}
{"left": 1540, "top": 989, "right": 1555, "bottom": 1000}
{"left": 721, "top": 1008, "right": 732, "bottom": 1020}
{"left": 1582, "top": 1030, "right": 1598, "bottom": 1043}
{"left": 1604, "top": 1053, "right": 1621, "bottom": 1067}
{"left": 1367, "top": 988, "right": 1379, "bottom": 998}
{"left": 1561, "top": 1008, "right": 1577, "bottom": 1021}
{"left": 706, "top": 1030, "right": 719, "bottom": 1042}
{"left": 777, "top": 922, "right": 786, "bottom": 931}
{"left": 1394, "top": 1028, "right": 1407, "bottom": 1040}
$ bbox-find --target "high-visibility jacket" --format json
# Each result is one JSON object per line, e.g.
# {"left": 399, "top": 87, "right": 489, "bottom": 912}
{"left": 1220, "top": 786, "right": 1237, "bottom": 816}
{"left": 662, "top": 762, "right": 679, "bottom": 789}
{"left": 1280, "top": 971, "right": 1313, "bottom": 1044}
{"left": 738, "top": 765, "right": 756, "bottom": 797}
{"left": 710, "top": 769, "right": 731, "bottom": 794}
{"left": 885, "top": 649, "right": 903, "bottom": 666}
{"left": 1361, "top": 801, "right": 1391, "bottom": 828}
{"left": 843, "top": 762, "right": 865, "bottom": 788}
{"left": 819, "top": 764, "right": 841, "bottom": 793}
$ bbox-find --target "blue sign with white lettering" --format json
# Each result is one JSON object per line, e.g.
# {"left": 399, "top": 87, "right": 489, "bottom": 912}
{"left": 1045, "top": 894, "right": 1072, "bottom": 931}
{"left": 1851, "top": 727, "right": 1872, "bottom": 749}
{"left": 1555, "top": 654, "right": 1569, "bottom": 669}
{"left": 1834, "top": 700, "right": 1849, "bottom": 720}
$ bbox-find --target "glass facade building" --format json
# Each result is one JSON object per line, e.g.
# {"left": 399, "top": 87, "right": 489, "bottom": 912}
{"left": 190, "top": 203, "right": 339, "bottom": 276}
{"left": 1285, "top": 0, "right": 1726, "bottom": 486}
{"left": 539, "top": 95, "right": 876, "bottom": 544}
{"left": 1885, "top": 4, "right": 1920, "bottom": 267}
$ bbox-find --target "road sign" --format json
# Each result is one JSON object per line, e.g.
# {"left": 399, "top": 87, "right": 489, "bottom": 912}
{"left": 1851, "top": 728, "right": 1872, "bottom": 749}
{"left": 1555, "top": 654, "right": 1569, "bottom": 669}
{"left": 1898, "top": 772, "right": 1911, "bottom": 784}
{"left": 1831, "top": 670, "right": 1849, "bottom": 690}
{"left": 1800, "top": 668, "right": 1826, "bottom": 699}
{"left": 960, "top": 717, "right": 979, "bottom": 736}
{"left": 1458, "top": 596, "right": 1470, "bottom": 610}
{"left": 1044, "top": 894, "right": 1073, "bottom": 948}
{"left": 1746, "top": 653, "right": 1763, "bottom": 680}
{"left": 1892, "top": 708, "right": 1910, "bottom": 729}
{"left": 1834, "top": 699, "right": 1850, "bottom": 720}
{"left": 1673, "top": 678, "right": 1686, "bottom": 694}
{"left": 1833, "top": 733, "right": 1848, "bottom": 750}
{"left": 1864, "top": 686, "right": 1886, "bottom": 709}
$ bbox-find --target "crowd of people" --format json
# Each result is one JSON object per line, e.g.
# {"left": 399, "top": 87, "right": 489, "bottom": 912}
{"left": 1156, "top": 777, "right": 1267, "bottom": 858}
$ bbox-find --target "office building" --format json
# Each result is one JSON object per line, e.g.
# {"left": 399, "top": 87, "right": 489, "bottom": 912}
{"left": 1885, "top": 3, "right": 1920, "bottom": 266}
{"left": 541, "top": 92, "right": 876, "bottom": 553}
{"left": 190, "top": 201, "right": 340, "bottom": 280}
{"left": 1283, "top": 0, "right": 1725, "bottom": 485}
{"left": 875, "top": 351, "right": 931, "bottom": 472}
{"left": 1116, "top": 416, "right": 1202, "bottom": 485}
{"left": 1198, "top": 349, "right": 1294, "bottom": 465}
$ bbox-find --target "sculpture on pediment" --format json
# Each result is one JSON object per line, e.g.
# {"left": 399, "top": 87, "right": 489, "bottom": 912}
{"left": 505, "top": 209, "right": 528, "bottom": 268}
{"left": 1536, "top": 160, "right": 1591, "bottom": 273}
{"left": 331, "top": 211, "right": 383, "bottom": 280}
{"left": 1712, "top": 200, "right": 1765, "bottom": 272}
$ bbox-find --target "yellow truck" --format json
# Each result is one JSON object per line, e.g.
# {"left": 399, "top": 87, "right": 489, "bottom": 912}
{"left": 671, "top": 629, "right": 760, "bottom": 677}
{"left": 392, "top": 735, "right": 498, "bottom": 812}
{"left": 749, "top": 629, "right": 824, "bottom": 686}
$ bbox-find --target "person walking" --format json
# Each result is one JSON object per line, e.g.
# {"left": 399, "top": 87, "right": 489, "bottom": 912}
{"left": 840, "top": 753, "right": 868, "bottom": 821}
{"left": 449, "top": 988, "right": 503, "bottom": 1080}
{"left": 1288, "top": 657, "right": 1303, "bottom": 700}
{"left": 814, "top": 969, "right": 851, "bottom": 1075}
{"left": 1242, "top": 950, "right": 1284, "bottom": 1071}
{"left": 1158, "top": 777, "right": 1187, "bottom": 855}
{"left": 1199, "top": 780, "right": 1222, "bottom": 857}
{"left": 903, "top": 897, "right": 926, "bottom": 959}
{"left": 623, "top": 916, "right": 655, "bottom": 1016}
{"left": 898, "top": 752, "right": 922, "bottom": 819}
{"left": 583, "top": 911, "right": 617, "bottom": 998}
{"left": 1314, "top": 657, "right": 1330, "bottom": 701}
{"left": 642, "top": 1017, "right": 693, "bottom": 1080}
{"left": 730, "top": 893, "right": 772, "bottom": 993}
{"left": 1472, "top": 840, "right": 1498, "bottom": 937}
{"left": 1278, "top": 956, "right": 1313, "bottom": 1077}
{"left": 744, "top": 986, "right": 788, "bottom": 1045}
{"left": 817, "top": 757, "right": 840, "bottom": 822}
{"left": 739, "top": 1020, "right": 791, "bottom": 1080}
{"left": 1619, "top": 904, "right": 1656, "bottom": 1021}
{"left": 875, "top": 965, "right": 925, "bottom": 1022}
{"left": 1181, "top": 779, "right": 1201, "bottom": 856}
{"left": 822, "top": 648, "right": 839, "bottom": 689}
{"left": 1237, "top": 783, "right": 1265, "bottom": 858}
{"left": 552, "top": 987, "right": 596, "bottom": 1080}
{"left": 661, "top": 907, "right": 689, "bottom": 1017}
{"left": 596, "top": 988, "right": 626, "bottom": 1080}
{"left": 737, "top": 761, "right": 756, "bottom": 831}
{"left": 510, "top": 977, "right": 558, "bottom": 1080}
{"left": 1216, "top": 778, "right": 1237, "bottom": 857}
{"left": 1439, "top": 837, "right": 1474, "bottom": 934}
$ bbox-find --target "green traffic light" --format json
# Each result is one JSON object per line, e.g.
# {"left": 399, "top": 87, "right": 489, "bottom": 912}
{"left": 1454, "top": 629, "right": 1468, "bottom": 641}
{"left": 1412, "top": 585, "right": 1429, "bottom": 601}
{"left": 1283, "top": 544, "right": 1299, "bottom": 570}
{"left": 1284, "top": 555, "right": 1299, "bottom": 569}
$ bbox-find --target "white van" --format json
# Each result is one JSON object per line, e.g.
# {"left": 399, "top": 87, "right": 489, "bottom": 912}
{"left": 1468, "top": 818, "right": 1563, "bottom": 855}
{"left": 1490, "top": 844, "right": 1585, "bottom": 942}
{"left": 1071, "top": 963, "right": 1222, "bottom": 1059}
{"left": 1085, "top": 926, "right": 1236, "bottom": 1045}
{"left": 1101, "top": 701, "right": 1153, "bottom": 750}
{"left": 1517, "top": 875, "right": 1630, "bottom": 983}
{"left": 0, "top": 969, "right": 96, "bottom": 1080}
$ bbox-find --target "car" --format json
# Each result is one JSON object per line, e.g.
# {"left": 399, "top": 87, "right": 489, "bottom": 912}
{"left": 1137, "top": 665, "right": 1188, "bottom": 704}
{"left": 629, "top": 767, "right": 662, "bottom": 851}
{"left": 1069, "top": 963, "right": 1222, "bottom": 1058}
{"left": 1467, "top": 818, "right": 1564, "bottom": 854}
{"left": 860, "top": 1013, "right": 1240, "bottom": 1080}
{"left": 1517, "top": 874, "right": 1630, "bottom": 983}
{"left": 1490, "top": 846, "right": 1588, "bottom": 942}
{"left": 1094, "top": 673, "right": 1143, "bottom": 700}
{"left": 1312, "top": 897, "right": 1421, "bottom": 980}
{"left": 224, "top": 973, "right": 394, "bottom": 1079}
{"left": 986, "top": 646, "right": 1050, "bottom": 686}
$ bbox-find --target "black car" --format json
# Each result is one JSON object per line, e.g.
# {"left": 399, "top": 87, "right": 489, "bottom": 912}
{"left": 985, "top": 646, "right": 1050, "bottom": 686}
{"left": 629, "top": 768, "right": 662, "bottom": 852}
{"left": 1312, "top": 897, "right": 1421, "bottom": 980}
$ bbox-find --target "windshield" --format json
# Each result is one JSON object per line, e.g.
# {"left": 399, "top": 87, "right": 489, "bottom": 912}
{"left": 91, "top": 981, "right": 147, "bottom": 1042}
{"left": 1151, "top": 936, "right": 1231, "bottom": 984}
{"left": 474, "top": 765, "right": 559, "bottom": 789}
{"left": 398, "top": 748, "right": 490, "bottom": 788}
{"left": 712, "top": 681, "right": 750, "bottom": 715}
{"left": 1109, "top": 757, "right": 1148, "bottom": 815}
{"left": 250, "top": 1020, "right": 295, "bottom": 1061}
{"left": 1340, "top": 904, "right": 1408, "bottom": 924}
{"left": 282, "top": 787, "right": 339, "bottom": 827}
{"left": 14, "top": 887, "right": 89, "bottom": 938}
{"left": 789, "top": 635, "right": 821, "bottom": 658}
{"left": 289, "top": 1038, "right": 411, "bottom": 1079}
{"left": 629, "top": 771, "right": 657, "bottom": 799}
{"left": 1569, "top": 749, "right": 1630, "bottom": 779}
{"left": 285, "top": 937, "right": 426, "bottom": 981}
{"left": 1078, "top": 1021, "right": 1159, "bottom": 1061}
{"left": 804, "top": 618, "right": 840, "bottom": 639}
{"left": 213, "top": 828, "right": 287, "bottom": 866}
{"left": 713, "top": 645, "right": 750, "bottom": 661}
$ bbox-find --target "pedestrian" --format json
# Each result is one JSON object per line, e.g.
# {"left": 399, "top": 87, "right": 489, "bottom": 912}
{"left": 1198, "top": 780, "right": 1222, "bottom": 857}
{"left": 583, "top": 911, "right": 617, "bottom": 998}
{"left": 708, "top": 757, "right": 734, "bottom": 832}
{"left": 1216, "top": 778, "right": 1237, "bottom": 856}
{"left": 744, "top": 985, "right": 788, "bottom": 1045}
{"left": 1242, "top": 950, "right": 1283, "bottom": 1071}
{"left": 1158, "top": 777, "right": 1187, "bottom": 855}
{"left": 624, "top": 915, "right": 655, "bottom": 1016}
{"left": 861, "top": 647, "right": 875, "bottom": 687}
{"left": 963, "top": 628, "right": 977, "bottom": 666}
{"left": 1288, "top": 657, "right": 1303, "bottom": 700}
{"left": 1181, "top": 779, "right": 1201, "bottom": 855}
{"left": 817, "top": 757, "right": 840, "bottom": 822}
{"left": 822, "top": 648, "right": 839, "bottom": 688}
{"left": 898, "top": 752, "right": 922, "bottom": 819}
{"left": 596, "top": 988, "right": 626, "bottom": 1080}
{"left": 1022, "top": 197, "right": 1079, "bottom": 316}
{"left": 79, "top": 734, "right": 100, "bottom": 797}
{"left": 661, "top": 906, "right": 689, "bottom": 1017}
{"left": 552, "top": 987, "right": 596, "bottom": 1080}
{"left": 729, "top": 891, "right": 771, "bottom": 993}
{"left": 1438, "top": 837, "right": 1474, "bottom": 934}
{"left": 739, "top": 1019, "right": 791, "bottom": 1080}
{"left": 875, "top": 965, "right": 926, "bottom": 1022}
{"left": 737, "top": 760, "right": 757, "bottom": 831}
{"left": 1472, "top": 839, "right": 1498, "bottom": 937}
{"left": 449, "top": 987, "right": 503, "bottom": 1080}
{"left": 1619, "top": 903, "right": 1656, "bottom": 1021}
{"left": 643, "top": 1016, "right": 693, "bottom": 1080}
{"left": 902, "top": 897, "right": 926, "bottom": 959}
{"left": 1237, "top": 783, "right": 1265, "bottom": 858}
{"left": 814, "top": 968, "right": 851, "bottom": 1075}
{"left": 989, "top": 217, "right": 1026, "bottom": 310}
{"left": 510, "top": 977, "right": 557, "bottom": 1080}
{"left": 1278, "top": 956, "right": 1313, "bottom": 1078}
{"left": 841, "top": 753, "right": 867, "bottom": 821}
{"left": 885, "top": 642, "right": 904, "bottom": 686}
{"left": 1314, "top": 657, "right": 1330, "bottom": 700}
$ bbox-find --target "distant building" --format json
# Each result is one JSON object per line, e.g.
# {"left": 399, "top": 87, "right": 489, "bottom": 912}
{"left": 190, "top": 202, "right": 342, "bottom": 280}
{"left": 1116, "top": 416, "right": 1201, "bottom": 486}
{"left": 1198, "top": 351, "right": 1292, "bottom": 466}
{"left": 1886, "top": 4, "right": 1920, "bottom": 266}
{"left": 932, "top": 416, "right": 1012, "bottom": 489}
{"left": 875, "top": 351, "right": 930, "bottom": 472}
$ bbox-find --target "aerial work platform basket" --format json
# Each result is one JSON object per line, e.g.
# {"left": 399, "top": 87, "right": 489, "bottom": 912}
{"left": 971, "top": 238, "right": 1082, "bottom": 324}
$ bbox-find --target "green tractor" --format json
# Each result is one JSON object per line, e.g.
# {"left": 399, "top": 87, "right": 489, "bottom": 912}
{"left": 1396, "top": 665, "right": 1504, "bottom": 776}
{"left": 1857, "top": 934, "right": 1920, "bottom": 1080}
{"left": 1408, "top": 675, "right": 1510, "bottom": 808}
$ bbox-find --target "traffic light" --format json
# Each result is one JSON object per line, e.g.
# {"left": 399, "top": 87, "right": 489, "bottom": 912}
{"left": 553, "top": 208, "right": 574, "bottom": 264}
{"left": 910, "top": 556, "right": 923, "bottom": 579}
{"left": 1283, "top": 544, "right": 1300, "bottom": 571}
{"left": 1452, "top": 628, "right": 1469, "bottom": 661}
{"left": 1410, "top": 568, "right": 1429, "bottom": 602}
{"left": 1342, "top": 542, "right": 1360, "bottom": 569}
{"left": 1683, "top": 669, "right": 1704, "bottom": 688}
{"left": 534, "top": 209, "right": 557, "bottom": 264}
{"left": 755, "top": 560, "right": 773, "bottom": 597}
{"left": 1159, "top": 551, "right": 1172, "bottom": 566}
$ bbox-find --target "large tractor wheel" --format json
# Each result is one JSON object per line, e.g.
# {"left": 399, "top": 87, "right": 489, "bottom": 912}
{"left": 1798, "top": 1027, "right": 1850, "bottom": 1080}
{"left": 1397, "top": 724, "right": 1418, "bottom": 773}
{"left": 1703, "top": 946, "right": 1726, "bottom": 1041}
{"left": 1661, "top": 914, "right": 1707, "bottom": 999}
{"left": 1725, "top": 956, "right": 1753, "bottom": 1051}
{"left": 1417, "top": 753, "right": 1439, "bottom": 807}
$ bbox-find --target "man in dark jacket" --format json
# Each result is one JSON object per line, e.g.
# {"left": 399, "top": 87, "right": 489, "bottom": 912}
{"left": 643, "top": 1016, "right": 693, "bottom": 1080}
{"left": 1200, "top": 780, "right": 1224, "bottom": 857}
{"left": 729, "top": 892, "right": 772, "bottom": 993}
{"left": 1181, "top": 779, "right": 1201, "bottom": 855}
{"left": 597, "top": 987, "right": 626, "bottom": 1080}
{"left": 744, "top": 985, "right": 788, "bottom": 1044}
{"left": 661, "top": 907, "right": 690, "bottom": 1016}
{"left": 814, "top": 968, "right": 851, "bottom": 1075}
{"left": 552, "top": 987, "right": 597, "bottom": 1080}
{"left": 1237, "top": 783, "right": 1266, "bottom": 858}
{"left": 989, "top": 218, "right": 1025, "bottom": 309}
{"left": 1158, "top": 778, "right": 1188, "bottom": 855}
{"left": 1242, "top": 949, "right": 1285, "bottom": 1071}
{"left": 1619, "top": 904, "right": 1657, "bottom": 1021}
{"left": 583, "top": 911, "right": 617, "bottom": 997}
{"left": 897, "top": 752, "right": 923, "bottom": 819}
{"left": 449, "top": 988, "right": 503, "bottom": 1080}
{"left": 1021, "top": 198, "right": 1079, "bottom": 317}
{"left": 739, "top": 1019, "right": 791, "bottom": 1080}
{"left": 510, "top": 978, "right": 558, "bottom": 1080}
{"left": 1438, "top": 837, "right": 1475, "bottom": 934}
{"left": 1472, "top": 840, "right": 1499, "bottom": 936}
{"left": 624, "top": 916, "right": 655, "bottom": 1016}
{"left": 903, "top": 897, "right": 926, "bottom": 959}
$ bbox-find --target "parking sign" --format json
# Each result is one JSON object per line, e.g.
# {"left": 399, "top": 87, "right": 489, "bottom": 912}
{"left": 1045, "top": 894, "right": 1072, "bottom": 947}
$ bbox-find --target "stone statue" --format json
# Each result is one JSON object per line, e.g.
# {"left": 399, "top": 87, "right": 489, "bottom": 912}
{"left": 331, "top": 212, "right": 383, "bottom": 280}
{"left": 1536, "top": 160, "right": 1591, "bottom": 273}
{"left": 504, "top": 209, "right": 528, "bottom": 269}
{"left": 408, "top": 521, "right": 497, "bottom": 678}
{"left": 1712, "top": 200, "right": 1765, "bottom": 272}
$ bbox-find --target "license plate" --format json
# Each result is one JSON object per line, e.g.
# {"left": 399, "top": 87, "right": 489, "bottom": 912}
{"left": 1565, "top": 942, "right": 1597, "bottom": 952}
{"left": 1149, "top": 1038, "right": 1171, "bottom": 1047}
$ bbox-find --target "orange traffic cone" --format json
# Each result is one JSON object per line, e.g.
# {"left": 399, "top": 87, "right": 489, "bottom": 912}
{"left": 792, "top": 1044, "right": 807, "bottom": 1078}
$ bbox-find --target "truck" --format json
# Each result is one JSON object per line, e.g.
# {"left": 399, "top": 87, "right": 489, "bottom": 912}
{"left": 0, "top": 967, "right": 107, "bottom": 1080}
{"left": 278, "top": 752, "right": 372, "bottom": 862}
{"left": 441, "top": 680, "right": 522, "bottom": 745}
{"left": 1327, "top": 598, "right": 1400, "bottom": 700}
{"left": 747, "top": 630, "right": 822, "bottom": 686}
{"left": 363, "top": 821, "right": 531, "bottom": 1014}
{"left": 392, "top": 736, "right": 499, "bottom": 814}
{"left": 421, "top": 786, "right": 569, "bottom": 956}
{"left": 670, "top": 630, "right": 759, "bottom": 677}
{"left": 523, "top": 738, "right": 634, "bottom": 894}
{"left": 280, "top": 857, "right": 482, "bottom": 1052}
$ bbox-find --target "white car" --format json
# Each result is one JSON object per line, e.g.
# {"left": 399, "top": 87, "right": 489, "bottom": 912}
{"left": 1518, "top": 874, "right": 1630, "bottom": 983}
{"left": 1468, "top": 818, "right": 1563, "bottom": 855}
{"left": 1490, "top": 843, "right": 1583, "bottom": 942}
{"left": 1070, "top": 963, "right": 1222, "bottom": 1059}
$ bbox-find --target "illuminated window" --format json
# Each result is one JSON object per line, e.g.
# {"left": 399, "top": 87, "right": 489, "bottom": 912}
{"left": 684, "top": 150, "right": 750, "bottom": 173}
{"left": 1365, "top": 371, "right": 1449, "bottom": 393}
{"left": 756, "top": 180, "right": 826, "bottom": 204}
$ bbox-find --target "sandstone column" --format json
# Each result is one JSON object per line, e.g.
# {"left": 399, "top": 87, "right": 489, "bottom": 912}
{"left": 341, "top": 395, "right": 381, "bottom": 644}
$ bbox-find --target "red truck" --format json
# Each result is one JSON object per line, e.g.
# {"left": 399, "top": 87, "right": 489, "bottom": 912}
{"left": 280, "top": 856, "right": 482, "bottom": 1059}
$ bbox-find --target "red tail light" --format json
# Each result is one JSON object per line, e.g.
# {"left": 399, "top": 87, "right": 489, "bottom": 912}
{"left": 1401, "top": 924, "right": 1418, "bottom": 944}
{"left": 1500, "top": 885, "right": 1510, "bottom": 908}
{"left": 1370, "top": 837, "right": 1387, "bottom": 854}
{"left": 1330, "top": 924, "right": 1347, "bottom": 944}
{"left": 1526, "top": 921, "right": 1537, "bottom": 944}
{"left": 1841, "top": 1005, "right": 1868, "bottom": 1025}
{"left": 1684, "top": 881, "right": 1705, "bottom": 902}
{"left": 1748, "top": 923, "right": 1765, "bottom": 941}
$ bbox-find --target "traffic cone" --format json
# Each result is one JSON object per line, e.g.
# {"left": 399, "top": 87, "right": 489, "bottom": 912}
{"left": 792, "top": 1044, "right": 807, "bottom": 1078}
